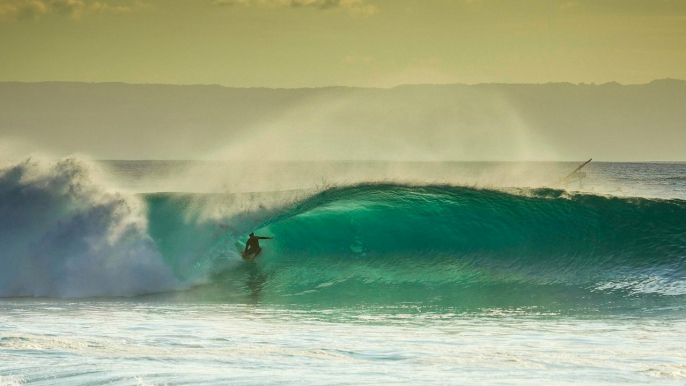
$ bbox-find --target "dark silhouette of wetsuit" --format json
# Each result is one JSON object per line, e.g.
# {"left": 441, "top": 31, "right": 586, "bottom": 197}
{"left": 243, "top": 232, "right": 273, "bottom": 259}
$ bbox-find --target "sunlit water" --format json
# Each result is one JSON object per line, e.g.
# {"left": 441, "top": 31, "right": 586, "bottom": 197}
{"left": 1, "top": 161, "right": 686, "bottom": 385}
{"left": 1, "top": 302, "right": 685, "bottom": 385}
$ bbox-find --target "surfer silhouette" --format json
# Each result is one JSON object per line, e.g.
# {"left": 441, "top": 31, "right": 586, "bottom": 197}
{"left": 242, "top": 232, "right": 273, "bottom": 261}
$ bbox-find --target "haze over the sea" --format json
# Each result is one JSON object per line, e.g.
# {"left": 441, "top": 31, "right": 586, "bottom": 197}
{"left": 2, "top": 80, "right": 686, "bottom": 161}
{"left": 3, "top": 0, "right": 686, "bottom": 162}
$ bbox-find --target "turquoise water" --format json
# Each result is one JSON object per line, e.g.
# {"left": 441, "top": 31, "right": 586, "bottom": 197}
{"left": 1, "top": 160, "right": 685, "bottom": 384}
{"left": 145, "top": 184, "right": 686, "bottom": 311}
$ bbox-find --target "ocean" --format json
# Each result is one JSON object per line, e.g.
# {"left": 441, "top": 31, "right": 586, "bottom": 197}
{"left": 1, "top": 159, "right": 685, "bottom": 385}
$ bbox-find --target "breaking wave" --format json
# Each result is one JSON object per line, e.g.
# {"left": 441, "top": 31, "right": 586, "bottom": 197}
{"left": 2, "top": 158, "right": 686, "bottom": 309}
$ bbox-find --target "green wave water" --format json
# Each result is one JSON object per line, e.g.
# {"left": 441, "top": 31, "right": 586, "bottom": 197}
{"left": 145, "top": 184, "right": 686, "bottom": 310}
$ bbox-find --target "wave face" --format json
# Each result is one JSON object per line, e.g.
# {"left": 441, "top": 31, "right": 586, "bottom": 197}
{"left": 144, "top": 184, "right": 686, "bottom": 309}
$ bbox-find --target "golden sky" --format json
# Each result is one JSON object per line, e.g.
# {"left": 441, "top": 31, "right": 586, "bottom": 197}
{"left": 1, "top": 0, "right": 686, "bottom": 87}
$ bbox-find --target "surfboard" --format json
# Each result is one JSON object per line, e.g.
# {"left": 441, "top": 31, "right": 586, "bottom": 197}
{"left": 242, "top": 249, "right": 261, "bottom": 263}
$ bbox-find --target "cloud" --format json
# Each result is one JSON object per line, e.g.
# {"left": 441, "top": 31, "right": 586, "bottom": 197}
{"left": 213, "top": 0, "right": 378, "bottom": 17}
{"left": 0, "top": 0, "right": 152, "bottom": 21}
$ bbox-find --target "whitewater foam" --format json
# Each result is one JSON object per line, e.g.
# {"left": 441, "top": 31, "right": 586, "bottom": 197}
{"left": 0, "top": 158, "right": 180, "bottom": 297}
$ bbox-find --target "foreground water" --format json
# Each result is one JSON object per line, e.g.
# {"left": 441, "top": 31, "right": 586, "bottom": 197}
{"left": 1, "top": 160, "right": 685, "bottom": 384}
{"left": 1, "top": 302, "right": 685, "bottom": 385}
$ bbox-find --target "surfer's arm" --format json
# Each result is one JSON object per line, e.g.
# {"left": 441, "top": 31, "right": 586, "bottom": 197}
{"left": 257, "top": 236, "right": 273, "bottom": 240}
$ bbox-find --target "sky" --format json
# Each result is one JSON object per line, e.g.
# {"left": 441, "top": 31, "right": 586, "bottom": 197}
{"left": 1, "top": 0, "right": 686, "bottom": 88}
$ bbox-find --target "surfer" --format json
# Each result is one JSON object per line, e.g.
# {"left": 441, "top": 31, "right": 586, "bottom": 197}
{"left": 242, "top": 232, "right": 274, "bottom": 260}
